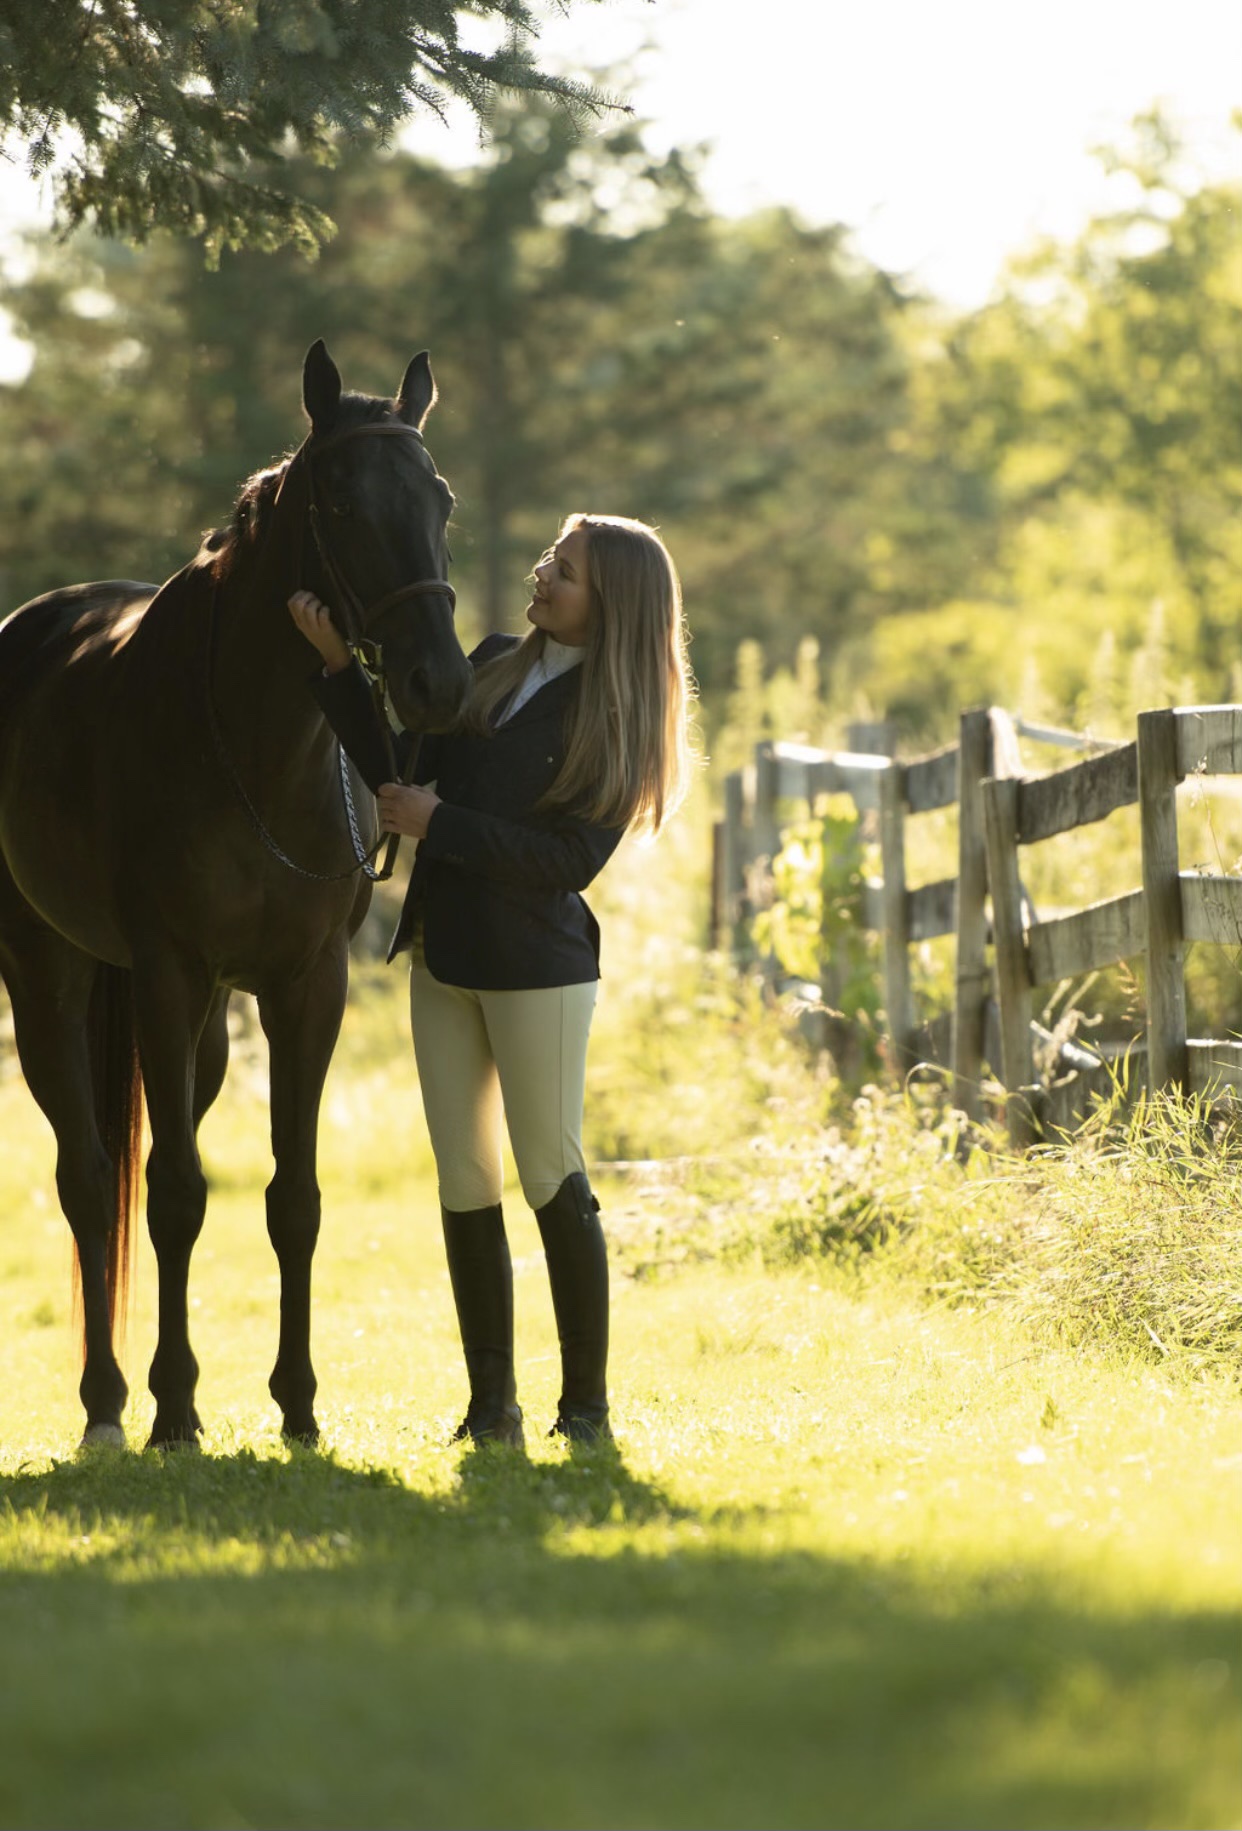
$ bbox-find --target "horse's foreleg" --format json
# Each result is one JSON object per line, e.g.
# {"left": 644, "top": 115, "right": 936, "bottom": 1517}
{"left": 1, "top": 942, "right": 129, "bottom": 1444}
{"left": 132, "top": 956, "right": 215, "bottom": 1449}
{"left": 258, "top": 951, "right": 348, "bottom": 1445}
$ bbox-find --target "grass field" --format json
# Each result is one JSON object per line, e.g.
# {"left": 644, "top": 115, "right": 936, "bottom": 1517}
{"left": 3, "top": 1042, "right": 1242, "bottom": 1829}
{"left": 2, "top": 822, "right": 1241, "bottom": 1829}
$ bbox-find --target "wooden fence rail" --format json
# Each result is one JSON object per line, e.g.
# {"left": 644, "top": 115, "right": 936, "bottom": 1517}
{"left": 713, "top": 707, "right": 1018, "bottom": 1120}
{"left": 713, "top": 702, "right": 1242, "bottom": 1144}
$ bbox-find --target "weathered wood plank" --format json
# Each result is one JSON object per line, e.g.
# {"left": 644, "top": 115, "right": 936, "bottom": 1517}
{"left": 1026, "top": 888, "right": 1146, "bottom": 984}
{"left": 1016, "top": 742, "right": 1138, "bottom": 843}
{"left": 1138, "top": 708, "right": 1189, "bottom": 1091}
{"left": 878, "top": 763, "right": 914, "bottom": 1068}
{"left": 862, "top": 878, "right": 885, "bottom": 933}
{"left": 1042, "top": 1046, "right": 1149, "bottom": 1132}
{"left": 952, "top": 708, "right": 992, "bottom": 1118}
{"left": 908, "top": 877, "right": 957, "bottom": 942}
{"left": 904, "top": 742, "right": 961, "bottom": 814}
{"left": 1187, "top": 1039, "right": 1242, "bottom": 1096}
{"left": 807, "top": 754, "right": 887, "bottom": 812}
{"left": 720, "top": 772, "right": 746, "bottom": 949}
{"left": 1013, "top": 716, "right": 1125, "bottom": 753}
{"left": 1179, "top": 872, "right": 1242, "bottom": 946}
{"left": 770, "top": 742, "right": 837, "bottom": 803}
{"left": 753, "top": 742, "right": 781, "bottom": 872}
{"left": 982, "top": 774, "right": 1036, "bottom": 1141}
{"left": 1174, "top": 706, "right": 1242, "bottom": 780}
{"left": 909, "top": 1009, "right": 954, "bottom": 1069}
{"left": 710, "top": 819, "right": 726, "bottom": 950}
{"left": 766, "top": 741, "right": 889, "bottom": 812}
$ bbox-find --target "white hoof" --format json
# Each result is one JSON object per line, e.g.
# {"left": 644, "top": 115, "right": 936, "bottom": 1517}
{"left": 78, "top": 1422, "right": 127, "bottom": 1453}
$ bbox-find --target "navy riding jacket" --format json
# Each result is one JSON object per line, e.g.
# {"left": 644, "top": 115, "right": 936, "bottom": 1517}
{"left": 311, "top": 634, "right": 625, "bottom": 989}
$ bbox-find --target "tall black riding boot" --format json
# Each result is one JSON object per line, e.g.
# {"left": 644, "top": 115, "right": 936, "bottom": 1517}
{"left": 441, "top": 1204, "right": 525, "bottom": 1448}
{"left": 534, "top": 1172, "right": 612, "bottom": 1442}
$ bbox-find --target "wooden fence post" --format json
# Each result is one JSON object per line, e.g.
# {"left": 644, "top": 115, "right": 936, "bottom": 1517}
{"left": 982, "top": 773, "right": 1039, "bottom": 1145}
{"left": 720, "top": 769, "right": 748, "bottom": 956}
{"left": 951, "top": 707, "right": 992, "bottom": 1117}
{"left": 751, "top": 742, "right": 782, "bottom": 980}
{"left": 752, "top": 742, "right": 781, "bottom": 879}
{"left": 878, "top": 761, "right": 914, "bottom": 1070}
{"left": 1137, "top": 707, "right": 1188, "bottom": 1092}
{"left": 847, "top": 718, "right": 897, "bottom": 758}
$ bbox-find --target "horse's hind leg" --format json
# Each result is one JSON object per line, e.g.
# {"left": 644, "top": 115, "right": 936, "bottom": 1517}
{"left": 0, "top": 922, "right": 130, "bottom": 1444}
{"left": 258, "top": 952, "right": 349, "bottom": 1445}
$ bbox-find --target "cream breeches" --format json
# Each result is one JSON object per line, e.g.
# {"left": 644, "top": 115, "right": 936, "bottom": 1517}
{"left": 409, "top": 967, "right": 598, "bottom": 1212}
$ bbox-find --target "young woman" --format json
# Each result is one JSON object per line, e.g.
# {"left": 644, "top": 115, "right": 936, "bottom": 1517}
{"left": 289, "top": 513, "right": 695, "bottom": 1448}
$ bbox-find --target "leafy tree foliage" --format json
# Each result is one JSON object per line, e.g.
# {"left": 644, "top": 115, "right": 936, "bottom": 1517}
{"left": 0, "top": 98, "right": 941, "bottom": 710}
{"left": 0, "top": 0, "right": 621, "bottom": 258}
{"left": 833, "top": 111, "right": 1242, "bottom": 737}
{"left": 9, "top": 98, "right": 1236, "bottom": 746}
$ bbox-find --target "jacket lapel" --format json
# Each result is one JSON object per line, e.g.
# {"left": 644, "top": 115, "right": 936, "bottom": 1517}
{"left": 493, "top": 666, "right": 581, "bottom": 731}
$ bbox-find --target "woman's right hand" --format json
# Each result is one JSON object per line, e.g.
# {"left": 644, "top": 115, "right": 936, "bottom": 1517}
{"left": 288, "top": 590, "right": 351, "bottom": 674}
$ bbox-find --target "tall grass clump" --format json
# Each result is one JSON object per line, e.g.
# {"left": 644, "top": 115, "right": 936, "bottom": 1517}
{"left": 1008, "top": 1090, "right": 1242, "bottom": 1376}
{"left": 753, "top": 1084, "right": 1002, "bottom": 1269}
{"left": 709, "top": 1065, "right": 1242, "bottom": 1386}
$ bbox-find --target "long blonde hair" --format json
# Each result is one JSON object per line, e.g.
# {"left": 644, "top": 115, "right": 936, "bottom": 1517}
{"left": 466, "top": 513, "right": 697, "bottom": 833}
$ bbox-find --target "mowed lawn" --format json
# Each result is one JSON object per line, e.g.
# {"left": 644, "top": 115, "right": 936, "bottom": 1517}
{"left": 1, "top": 1039, "right": 1241, "bottom": 1831}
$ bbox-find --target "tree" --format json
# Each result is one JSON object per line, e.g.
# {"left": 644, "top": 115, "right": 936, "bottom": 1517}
{"left": 0, "top": 99, "right": 708, "bottom": 622}
{"left": 911, "top": 110, "right": 1242, "bottom": 707}
{"left": 0, "top": 100, "right": 944, "bottom": 715}
{"left": 0, "top": 0, "right": 628, "bottom": 259}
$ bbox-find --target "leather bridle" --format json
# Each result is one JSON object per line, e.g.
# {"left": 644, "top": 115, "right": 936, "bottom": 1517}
{"left": 206, "top": 416, "right": 456, "bottom": 884}
{"left": 294, "top": 419, "right": 457, "bottom": 667}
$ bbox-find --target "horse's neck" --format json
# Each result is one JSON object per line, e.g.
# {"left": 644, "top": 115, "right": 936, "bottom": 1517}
{"left": 209, "top": 554, "right": 335, "bottom": 768}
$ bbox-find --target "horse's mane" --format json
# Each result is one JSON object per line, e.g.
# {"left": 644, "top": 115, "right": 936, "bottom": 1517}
{"left": 201, "top": 393, "right": 403, "bottom": 582}
{"left": 200, "top": 463, "right": 288, "bottom": 580}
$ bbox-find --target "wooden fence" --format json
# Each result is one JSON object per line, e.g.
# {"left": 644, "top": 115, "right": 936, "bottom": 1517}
{"left": 713, "top": 703, "right": 1242, "bottom": 1144}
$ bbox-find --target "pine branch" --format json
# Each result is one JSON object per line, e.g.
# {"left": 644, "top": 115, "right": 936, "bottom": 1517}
{"left": 0, "top": 0, "right": 636, "bottom": 255}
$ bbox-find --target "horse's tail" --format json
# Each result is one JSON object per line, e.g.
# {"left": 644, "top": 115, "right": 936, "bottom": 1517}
{"left": 74, "top": 962, "right": 144, "bottom": 1357}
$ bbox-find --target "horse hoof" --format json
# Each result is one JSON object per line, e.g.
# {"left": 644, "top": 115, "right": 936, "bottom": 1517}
{"left": 78, "top": 1422, "right": 127, "bottom": 1453}
{"left": 146, "top": 1427, "right": 202, "bottom": 1454}
{"left": 282, "top": 1423, "right": 320, "bottom": 1450}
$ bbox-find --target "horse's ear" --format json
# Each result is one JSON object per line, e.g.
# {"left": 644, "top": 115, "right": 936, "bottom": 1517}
{"left": 396, "top": 351, "right": 436, "bottom": 430}
{"left": 303, "top": 339, "right": 342, "bottom": 432}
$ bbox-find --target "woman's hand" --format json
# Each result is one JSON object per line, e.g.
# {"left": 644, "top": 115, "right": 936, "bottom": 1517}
{"left": 288, "top": 590, "right": 351, "bottom": 674}
{"left": 377, "top": 783, "right": 441, "bottom": 839}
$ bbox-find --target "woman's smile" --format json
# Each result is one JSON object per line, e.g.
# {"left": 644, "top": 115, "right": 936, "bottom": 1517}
{"left": 525, "top": 527, "right": 593, "bottom": 646}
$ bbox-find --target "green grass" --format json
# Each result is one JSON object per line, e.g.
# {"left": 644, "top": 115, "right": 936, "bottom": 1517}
{"left": 3, "top": 1053, "right": 1242, "bottom": 1828}
{"left": 2, "top": 822, "right": 1241, "bottom": 1829}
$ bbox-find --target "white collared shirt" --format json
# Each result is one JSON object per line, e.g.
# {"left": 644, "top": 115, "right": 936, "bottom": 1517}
{"left": 497, "top": 637, "right": 585, "bottom": 724}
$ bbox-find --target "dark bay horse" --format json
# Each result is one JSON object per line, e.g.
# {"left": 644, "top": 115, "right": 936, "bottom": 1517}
{"left": 0, "top": 340, "right": 471, "bottom": 1450}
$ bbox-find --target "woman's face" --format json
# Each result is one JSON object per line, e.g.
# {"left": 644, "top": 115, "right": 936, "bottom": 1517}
{"left": 527, "top": 527, "right": 593, "bottom": 647}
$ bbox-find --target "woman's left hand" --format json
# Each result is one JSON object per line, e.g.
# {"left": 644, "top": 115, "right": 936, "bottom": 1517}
{"left": 377, "top": 782, "right": 440, "bottom": 838}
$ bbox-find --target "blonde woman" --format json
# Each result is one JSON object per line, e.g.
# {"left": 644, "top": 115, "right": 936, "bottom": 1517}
{"left": 289, "top": 513, "right": 695, "bottom": 1448}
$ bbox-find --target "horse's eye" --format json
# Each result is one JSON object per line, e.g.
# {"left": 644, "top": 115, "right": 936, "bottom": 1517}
{"left": 331, "top": 499, "right": 353, "bottom": 519}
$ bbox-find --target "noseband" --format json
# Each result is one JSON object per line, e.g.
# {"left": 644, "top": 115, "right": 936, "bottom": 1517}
{"left": 297, "top": 420, "right": 456, "bottom": 662}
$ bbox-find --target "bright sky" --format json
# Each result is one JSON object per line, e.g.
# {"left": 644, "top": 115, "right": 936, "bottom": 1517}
{"left": 410, "top": 0, "right": 1242, "bottom": 302}
{"left": 1, "top": 0, "right": 1239, "bottom": 375}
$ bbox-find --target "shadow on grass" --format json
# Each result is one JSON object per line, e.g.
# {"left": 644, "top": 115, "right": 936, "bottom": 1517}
{"left": 0, "top": 1433, "right": 697, "bottom": 1544}
{"left": 0, "top": 1448, "right": 1238, "bottom": 1831}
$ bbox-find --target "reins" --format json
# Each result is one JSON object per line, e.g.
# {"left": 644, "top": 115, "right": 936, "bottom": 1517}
{"left": 207, "top": 417, "right": 451, "bottom": 884}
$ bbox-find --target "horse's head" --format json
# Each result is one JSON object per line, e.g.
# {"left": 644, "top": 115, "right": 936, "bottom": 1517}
{"left": 300, "top": 340, "right": 472, "bottom": 734}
